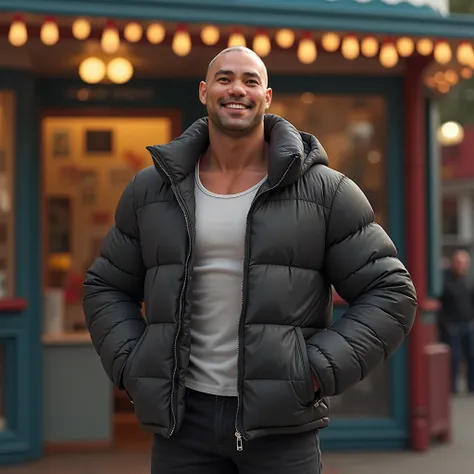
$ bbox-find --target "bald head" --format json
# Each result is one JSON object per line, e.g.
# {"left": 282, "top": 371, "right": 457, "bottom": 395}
{"left": 206, "top": 46, "right": 269, "bottom": 87}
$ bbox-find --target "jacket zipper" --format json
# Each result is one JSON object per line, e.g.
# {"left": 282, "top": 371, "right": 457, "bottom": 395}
{"left": 234, "top": 156, "right": 298, "bottom": 452}
{"left": 149, "top": 150, "right": 193, "bottom": 437}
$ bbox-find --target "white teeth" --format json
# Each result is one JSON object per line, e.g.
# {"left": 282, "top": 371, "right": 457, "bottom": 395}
{"left": 225, "top": 104, "right": 247, "bottom": 109}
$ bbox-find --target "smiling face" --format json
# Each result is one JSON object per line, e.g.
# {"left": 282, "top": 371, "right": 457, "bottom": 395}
{"left": 199, "top": 48, "right": 272, "bottom": 136}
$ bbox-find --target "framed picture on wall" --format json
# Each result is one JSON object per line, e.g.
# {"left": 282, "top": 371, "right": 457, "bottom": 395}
{"left": 52, "top": 130, "right": 71, "bottom": 159}
{"left": 47, "top": 196, "right": 71, "bottom": 253}
{"left": 80, "top": 169, "right": 99, "bottom": 205}
{"left": 85, "top": 129, "right": 113, "bottom": 155}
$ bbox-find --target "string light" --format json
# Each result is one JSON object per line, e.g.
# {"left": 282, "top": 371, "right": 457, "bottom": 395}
{"left": 146, "top": 23, "right": 165, "bottom": 44}
{"left": 434, "top": 41, "right": 452, "bottom": 65}
{"left": 379, "top": 41, "right": 399, "bottom": 68}
{"left": 124, "top": 22, "right": 143, "bottom": 43}
{"left": 341, "top": 35, "right": 360, "bottom": 60}
{"left": 361, "top": 36, "right": 379, "bottom": 57}
{"left": 72, "top": 18, "right": 91, "bottom": 40}
{"left": 40, "top": 17, "right": 59, "bottom": 46}
{"left": 101, "top": 20, "right": 120, "bottom": 54}
{"left": 321, "top": 33, "right": 340, "bottom": 52}
{"left": 297, "top": 33, "right": 317, "bottom": 64}
{"left": 253, "top": 31, "right": 271, "bottom": 57}
{"left": 172, "top": 25, "right": 191, "bottom": 56}
{"left": 200, "top": 25, "right": 220, "bottom": 46}
{"left": 8, "top": 15, "right": 27, "bottom": 47}
{"left": 275, "top": 29, "right": 295, "bottom": 49}
{"left": 228, "top": 30, "right": 246, "bottom": 47}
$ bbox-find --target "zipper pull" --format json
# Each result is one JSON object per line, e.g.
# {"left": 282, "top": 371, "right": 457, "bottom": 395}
{"left": 235, "top": 431, "right": 244, "bottom": 451}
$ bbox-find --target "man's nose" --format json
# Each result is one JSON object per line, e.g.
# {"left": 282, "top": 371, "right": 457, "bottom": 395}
{"left": 228, "top": 83, "right": 245, "bottom": 96}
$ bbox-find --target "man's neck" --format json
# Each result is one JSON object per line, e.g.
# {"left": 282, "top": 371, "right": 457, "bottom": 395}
{"left": 201, "top": 121, "right": 267, "bottom": 173}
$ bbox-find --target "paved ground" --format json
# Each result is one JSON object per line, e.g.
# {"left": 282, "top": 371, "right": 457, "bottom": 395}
{"left": 2, "top": 395, "right": 473, "bottom": 474}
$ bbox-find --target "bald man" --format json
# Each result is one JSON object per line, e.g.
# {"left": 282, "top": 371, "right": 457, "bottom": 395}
{"left": 84, "top": 46, "right": 417, "bottom": 473}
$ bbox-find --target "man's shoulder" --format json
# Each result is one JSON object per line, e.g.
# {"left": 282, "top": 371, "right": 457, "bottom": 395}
{"left": 133, "top": 166, "right": 171, "bottom": 206}
{"left": 297, "top": 164, "right": 346, "bottom": 207}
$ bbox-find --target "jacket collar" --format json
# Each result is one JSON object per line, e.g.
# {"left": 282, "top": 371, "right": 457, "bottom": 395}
{"left": 147, "top": 114, "right": 328, "bottom": 189}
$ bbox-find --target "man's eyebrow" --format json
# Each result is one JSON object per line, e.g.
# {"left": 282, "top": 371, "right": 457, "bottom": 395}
{"left": 214, "top": 70, "right": 262, "bottom": 81}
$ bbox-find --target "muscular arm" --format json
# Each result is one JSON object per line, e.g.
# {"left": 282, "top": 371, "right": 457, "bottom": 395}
{"left": 307, "top": 176, "right": 417, "bottom": 396}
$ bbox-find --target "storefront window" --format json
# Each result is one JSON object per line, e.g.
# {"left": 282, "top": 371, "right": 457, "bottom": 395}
{"left": 0, "top": 345, "right": 6, "bottom": 431}
{"left": 269, "top": 94, "right": 387, "bottom": 229}
{"left": 0, "top": 92, "right": 15, "bottom": 298}
{"left": 270, "top": 95, "right": 391, "bottom": 418}
{"left": 42, "top": 116, "right": 173, "bottom": 335}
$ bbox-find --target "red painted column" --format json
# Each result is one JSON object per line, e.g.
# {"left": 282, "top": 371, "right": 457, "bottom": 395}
{"left": 404, "top": 56, "right": 430, "bottom": 451}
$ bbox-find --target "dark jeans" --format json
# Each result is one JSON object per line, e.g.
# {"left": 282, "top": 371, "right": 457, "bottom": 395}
{"left": 151, "top": 388, "right": 322, "bottom": 474}
{"left": 441, "top": 321, "right": 474, "bottom": 393}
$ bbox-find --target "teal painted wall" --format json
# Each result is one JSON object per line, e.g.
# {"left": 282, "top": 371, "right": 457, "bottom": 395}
{"left": 0, "top": 70, "right": 42, "bottom": 465}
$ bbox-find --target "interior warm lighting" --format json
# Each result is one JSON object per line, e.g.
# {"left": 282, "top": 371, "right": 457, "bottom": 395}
{"left": 437, "top": 83, "right": 450, "bottom": 94}
{"left": 361, "top": 36, "right": 379, "bottom": 57}
{"left": 396, "top": 37, "right": 414, "bottom": 57}
{"left": 444, "top": 69, "right": 458, "bottom": 85}
{"left": 275, "top": 29, "right": 295, "bottom": 49}
{"left": 297, "top": 35, "right": 317, "bottom": 64}
{"left": 146, "top": 23, "right": 166, "bottom": 44}
{"left": 461, "top": 67, "right": 473, "bottom": 79}
{"left": 124, "top": 22, "right": 143, "bottom": 43}
{"left": 72, "top": 18, "right": 91, "bottom": 40}
{"left": 434, "top": 41, "right": 452, "bottom": 65}
{"left": 341, "top": 35, "right": 360, "bottom": 60}
{"left": 106, "top": 57, "right": 134, "bottom": 84}
{"left": 379, "top": 42, "right": 399, "bottom": 68}
{"left": 416, "top": 38, "right": 433, "bottom": 56}
{"left": 40, "top": 17, "right": 59, "bottom": 46}
{"left": 78, "top": 57, "right": 106, "bottom": 84}
{"left": 101, "top": 21, "right": 120, "bottom": 54}
{"left": 437, "top": 121, "right": 464, "bottom": 146}
{"left": 172, "top": 26, "right": 192, "bottom": 56}
{"left": 252, "top": 32, "right": 271, "bottom": 57}
{"left": 228, "top": 30, "right": 246, "bottom": 48}
{"left": 8, "top": 15, "right": 27, "bottom": 47}
{"left": 457, "top": 41, "right": 474, "bottom": 66}
{"left": 200, "top": 25, "right": 220, "bottom": 46}
{"left": 321, "top": 32, "right": 340, "bottom": 52}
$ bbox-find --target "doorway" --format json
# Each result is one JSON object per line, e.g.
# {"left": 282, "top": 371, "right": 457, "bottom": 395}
{"left": 41, "top": 109, "right": 180, "bottom": 452}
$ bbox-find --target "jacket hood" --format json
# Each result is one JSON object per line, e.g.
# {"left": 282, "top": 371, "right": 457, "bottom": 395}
{"left": 147, "top": 114, "right": 328, "bottom": 188}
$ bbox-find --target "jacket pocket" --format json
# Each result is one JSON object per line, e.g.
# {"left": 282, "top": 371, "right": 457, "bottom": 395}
{"left": 121, "top": 327, "right": 149, "bottom": 399}
{"left": 294, "top": 327, "right": 316, "bottom": 406}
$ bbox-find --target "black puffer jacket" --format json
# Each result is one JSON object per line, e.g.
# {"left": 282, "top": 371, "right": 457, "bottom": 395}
{"left": 83, "top": 115, "right": 417, "bottom": 442}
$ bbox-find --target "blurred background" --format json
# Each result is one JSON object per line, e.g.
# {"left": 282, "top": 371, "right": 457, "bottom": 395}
{"left": 1, "top": 0, "right": 474, "bottom": 472}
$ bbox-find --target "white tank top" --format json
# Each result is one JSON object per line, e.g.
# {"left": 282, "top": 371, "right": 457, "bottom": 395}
{"left": 186, "top": 163, "right": 267, "bottom": 396}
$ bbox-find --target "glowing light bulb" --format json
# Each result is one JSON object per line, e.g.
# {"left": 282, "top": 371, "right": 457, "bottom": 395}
{"left": 146, "top": 23, "right": 165, "bottom": 44}
{"left": 253, "top": 33, "right": 271, "bottom": 57}
{"left": 275, "top": 29, "right": 294, "bottom": 49}
{"left": 379, "top": 42, "right": 399, "bottom": 68}
{"left": 228, "top": 31, "right": 246, "bottom": 48}
{"left": 124, "top": 22, "right": 143, "bottom": 43}
{"left": 434, "top": 41, "right": 452, "bottom": 65}
{"left": 72, "top": 18, "right": 91, "bottom": 40}
{"left": 200, "top": 25, "right": 220, "bottom": 46}
{"left": 172, "top": 26, "right": 191, "bottom": 56}
{"left": 321, "top": 33, "right": 340, "bottom": 52}
{"left": 297, "top": 36, "right": 317, "bottom": 64}
{"left": 416, "top": 38, "right": 433, "bottom": 56}
{"left": 41, "top": 17, "right": 59, "bottom": 46}
{"left": 107, "top": 58, "right": 134, "bottom": 84}
{"left": 101, "top": 21, "right": 120, "bottom": 54}
{"left": 341, "top": 35, "right": 360, "bottom": 60}
{"left": 361, "top": 36, "right": 379, "bottom": 57}
{"left": 8, "top": 16, "right": 27, "bottom": 47}
{"left": 396, "top": 37, "right": 414, "bottom": 57}
{"left": 78, "top": 57, "right": 106, "bottom": 84}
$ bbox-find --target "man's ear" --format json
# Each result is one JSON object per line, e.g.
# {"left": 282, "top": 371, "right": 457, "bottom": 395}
{"left": 199, "top": 81, "right": 207, "bottom": 106}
